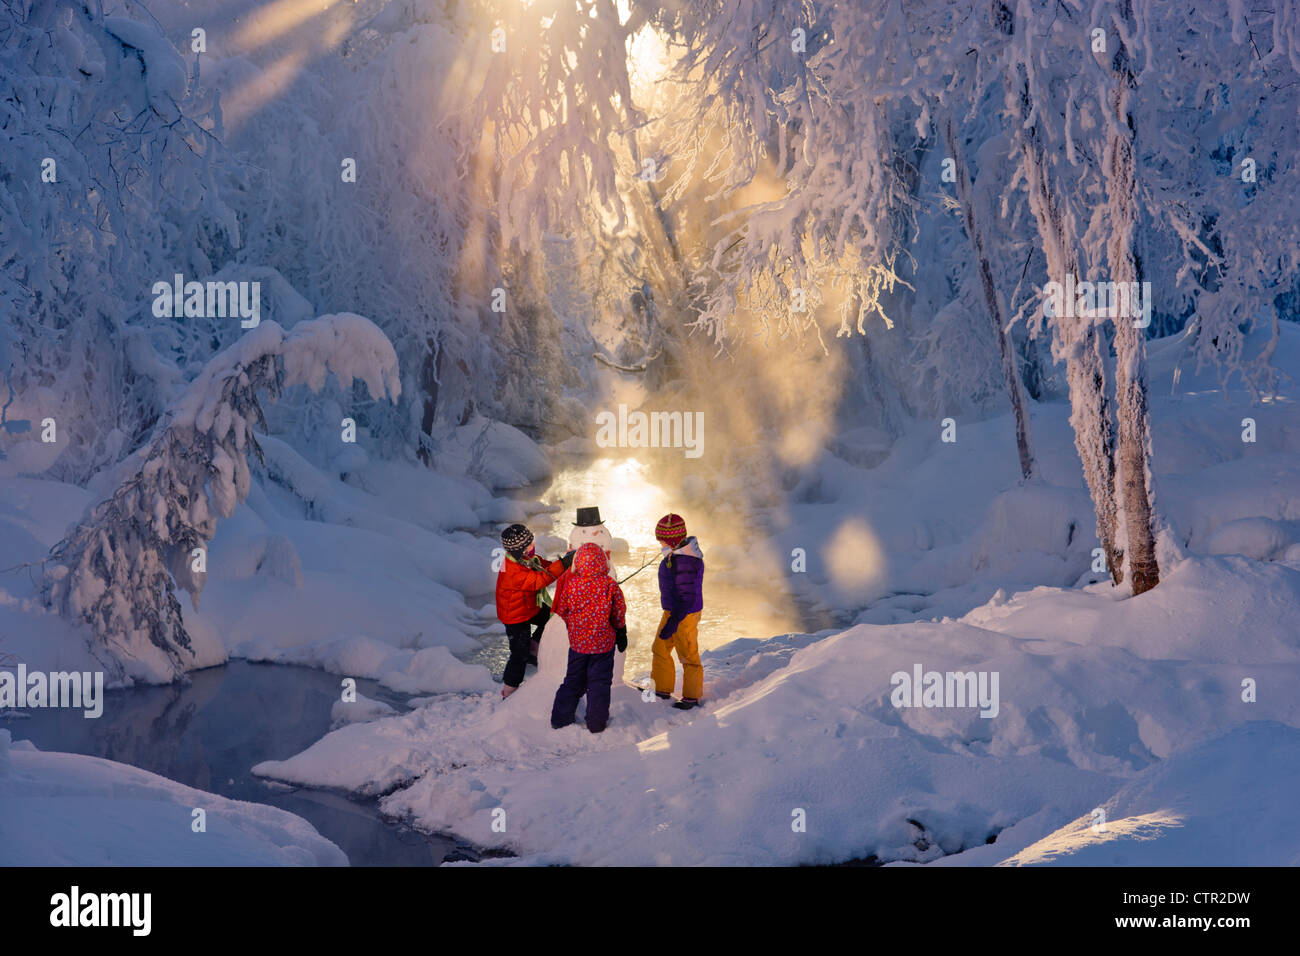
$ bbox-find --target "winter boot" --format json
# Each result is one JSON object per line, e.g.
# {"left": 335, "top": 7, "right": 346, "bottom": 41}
{"left": 655, "top": 691, "right": 672, "bottom": 701}
{"left": 672, "top": 697, "right": 700, "bottom": 710}
{"left": 501, "top": 684, "right": 518, "bottom": 699}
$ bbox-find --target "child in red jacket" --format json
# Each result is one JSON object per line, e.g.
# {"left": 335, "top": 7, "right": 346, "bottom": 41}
{"left": 550, "top": 542, "right": 627, "bottom": 733}
{"left": 496, "top": 523, "right": 568, "bottom": 698}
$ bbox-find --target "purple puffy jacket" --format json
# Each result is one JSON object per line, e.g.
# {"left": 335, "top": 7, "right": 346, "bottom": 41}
{"left": 657, "top": 537, "right": 704, "bottom": 639}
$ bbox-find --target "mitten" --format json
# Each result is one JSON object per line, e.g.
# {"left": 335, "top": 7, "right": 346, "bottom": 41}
{"left": 614, "top": 626, "right": 628, "bottom": 654}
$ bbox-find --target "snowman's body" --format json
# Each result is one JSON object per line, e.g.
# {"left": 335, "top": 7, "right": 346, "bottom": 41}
{"left": 538, "top": 522, "right": 625, "bottom": 686}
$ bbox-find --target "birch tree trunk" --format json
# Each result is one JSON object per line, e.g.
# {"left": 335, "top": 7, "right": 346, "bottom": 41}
{"left": 1015, "top": 73, "right": 1123, "bottom": 583}
{"left": 943, "top": 113, "right": 1036, "bottom": 480}
{"left": 1105, "top": 1, "right": 1160, "bottom": 594}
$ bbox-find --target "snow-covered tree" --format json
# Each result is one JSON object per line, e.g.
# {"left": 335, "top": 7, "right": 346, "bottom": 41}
{"left": 992, "top": 0, "right": 1126, "bottom": 583}
{"left": 1127, "top": 0, "right": 1300, "bottom": 397}
{"left": 1097, "top": 0, "right": 1159, "bottom": 594}
{"left": 938, "top": 102, "right": 1037, "bottom": 480}
{"left": 41, "top": 314, "right": 400, "bottom": 683}
{"left": 221, "top": 12, "right": 492, "bottom": 457}
{"left": 0, "top": 0, "right": 238, "bottom": 481}
{"left": 660, "top": 0, "right": 921, "bottom": 342}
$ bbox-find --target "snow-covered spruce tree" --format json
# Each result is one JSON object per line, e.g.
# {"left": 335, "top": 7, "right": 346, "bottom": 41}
{"left": 41, "top": 315, "right": 400, "bottom": 683}
{"left": 0, "top": 0, "right": 238, "bottom": 482}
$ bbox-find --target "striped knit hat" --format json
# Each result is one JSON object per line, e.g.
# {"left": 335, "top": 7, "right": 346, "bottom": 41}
{"left": 655, "top": 513, "right": 688, "bottom": 549}
{"left": 501, "top": 523, "right": 534, "bottom": 555}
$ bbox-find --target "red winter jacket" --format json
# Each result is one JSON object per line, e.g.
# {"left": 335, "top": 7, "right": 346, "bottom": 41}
{"left": 495, "top": 553, "right": 564, "bottom": 625}
{"left": 551, "top": 543, "right": 626, "bottom": 654}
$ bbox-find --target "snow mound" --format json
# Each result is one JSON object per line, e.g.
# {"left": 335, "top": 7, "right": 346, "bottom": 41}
{"left": 0, "top": 730, "right": 346, "bottom": 866}
{"left": 331, "top": 692, "right": 397, "bottom": 728}
{"left": 441, "top": 416, "right": 552, "bottom": 490}
{"left": 1203, "top": 517, "right": 1300, "bottom": 562}
{"left": 248, "top": 551, "right": 1300, "bottom": 865}
{"left": 962, "top": 554, "right": 1300, "bottom": 663}
{"left": 999, "top": 722, "right": 1300, "bottom": 866}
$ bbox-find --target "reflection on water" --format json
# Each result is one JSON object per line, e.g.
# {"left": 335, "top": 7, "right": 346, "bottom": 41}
{"left": 485, "top": 455, "right": 828, "bottom": 684}
{"left": 1, "top": 661, "right": 484, "bottom": 866}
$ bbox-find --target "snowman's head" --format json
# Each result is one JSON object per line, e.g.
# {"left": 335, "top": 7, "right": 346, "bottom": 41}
{"left": 569, "top": 523, "right": 612, "bottom": 551}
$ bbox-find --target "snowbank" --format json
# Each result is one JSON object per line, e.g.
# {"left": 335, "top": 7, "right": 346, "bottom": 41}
{"left": 995, "top": 722, "right": 1300, "bottom": 866}
{"left": 251, "top": 550, "right": 1299, "bottom": 865}
{"left": 438, "top": 416, "right": 553, "bottom": 490}
{"left": 0, "top": 730, "right": 346, "bottom": 866}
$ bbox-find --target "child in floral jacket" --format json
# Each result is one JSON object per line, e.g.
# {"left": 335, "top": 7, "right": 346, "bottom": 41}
{"left": 550, "top": 542, "right": 627, "bottom": 733}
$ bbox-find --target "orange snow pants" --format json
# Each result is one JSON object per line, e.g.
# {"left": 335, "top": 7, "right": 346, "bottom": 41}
{"left": 652, "top": 610, "right": 703, "bottom": 700}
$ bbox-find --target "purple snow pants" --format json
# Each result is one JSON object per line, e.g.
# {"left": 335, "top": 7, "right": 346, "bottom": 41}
{"left": 551, "top": 648, "right": 615, "bottom": 733}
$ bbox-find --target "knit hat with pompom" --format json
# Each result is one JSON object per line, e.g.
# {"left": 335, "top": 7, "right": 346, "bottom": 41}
{"left": 655, "top": 513, "right": 688, "bottom": 549}
{"left": 501, "top": 523, "right": 534, "bottom": 556}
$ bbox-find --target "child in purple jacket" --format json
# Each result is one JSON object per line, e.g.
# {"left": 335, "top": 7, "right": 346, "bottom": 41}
{"left": 651, "top": 513, "right": 704, "bottom": 709}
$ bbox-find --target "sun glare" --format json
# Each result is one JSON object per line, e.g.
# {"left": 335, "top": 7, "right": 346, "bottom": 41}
{"left": 617, "top": 0, "right": 670, "bottom": 99}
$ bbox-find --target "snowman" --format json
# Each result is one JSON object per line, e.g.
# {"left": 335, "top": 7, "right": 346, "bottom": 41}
{"left": 537, "top": 506, "right": 625, "bottom": 686}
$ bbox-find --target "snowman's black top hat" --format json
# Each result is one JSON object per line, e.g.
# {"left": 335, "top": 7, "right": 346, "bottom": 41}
{"left": 574, "top": 507, "right": 604, "bottom": 526}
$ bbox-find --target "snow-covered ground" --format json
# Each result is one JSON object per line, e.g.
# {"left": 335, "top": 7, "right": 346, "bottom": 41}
{"left": 5, "top": 325, "right": 1298, "bottom": 865}
{"left": 239, "top": 326, "right": 1300, "bottom": 866}
{"left": 7, "top": 323, "right": 1300, "bottom": 865}
{"left": 249, "top": 552, "right": 1299, "bottom": 865}
{"left": 0, "top": 729, "right": 345, "bottom": 865}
